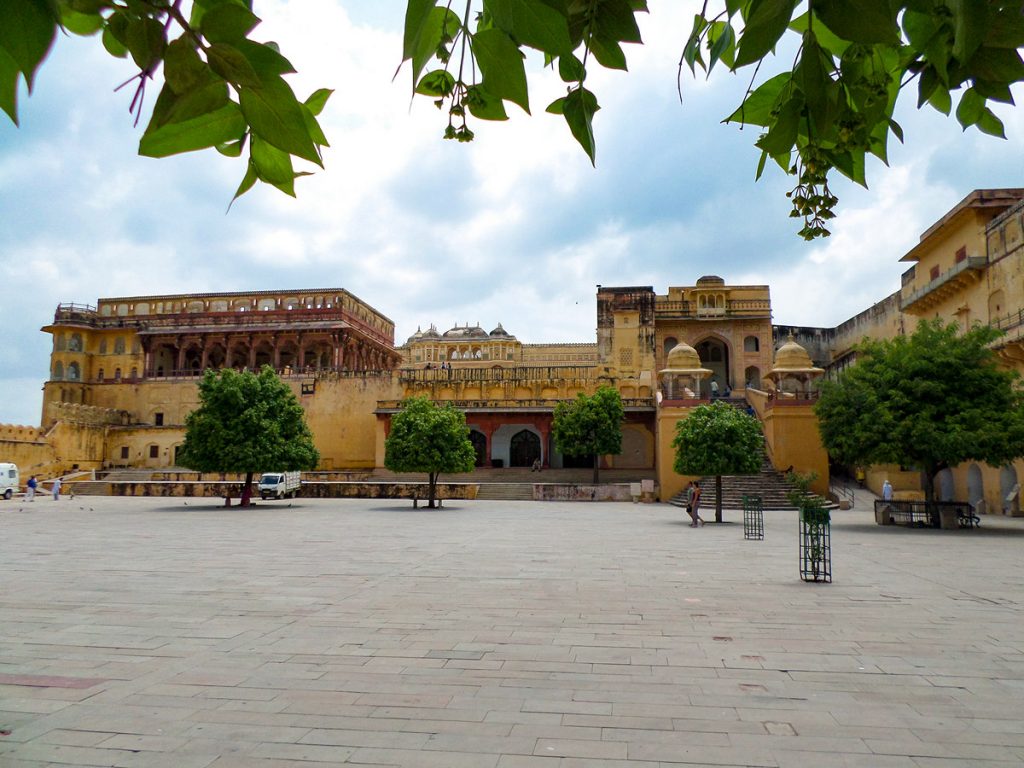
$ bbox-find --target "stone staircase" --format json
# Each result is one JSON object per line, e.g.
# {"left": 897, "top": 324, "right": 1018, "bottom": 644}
{"left": 475, "top": 483, "right": 535, "bottom": 501}
{"left": 670, "top": 457, "right": 837, "bottom": 512}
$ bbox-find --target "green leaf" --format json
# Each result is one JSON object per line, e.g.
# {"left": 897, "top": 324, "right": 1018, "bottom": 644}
{"left": 200, "top": 3, "right": 260, "bottom": 44}
{"left": 968, "top": 47, "right": 1024, "bottom": 84}
{"left": 725, "top": 72, "right": 790, "bottom": 126}
{"left": 149, "top": 76, "right": 229, "bottom": 129}
{"left": 682, "top": 14, "right": 707, "bottom": 74}
{"left": 101, "top": 25, "right": 129, "bottom": 57}
{"left": 304, "top": 88, "right": 333, "bottom": 116}
{"left": 788, "top": 11, "right": 849, "bottom": 57}
{"left": 163, "top": 38, "right": 207, "bottom": 95}
{"left": 734, "top": 0, "right": 798, "bottom": 68}
{"left": 125, "top": 14, "right": 166, "bottom": 71}
{"left": 0, "top": 46, "right": 19, "bottom": 124}
{"left": 473, "top": 28, "right": 530, "bottom": 113}
{"left": 464, "top": 84, "right": 508, "bottom": 120}
{"left": 250, "top": 134, "right": 294, "bottom": 184}
{"left": 589, "top": 36, "right": 628, "bottom": 70}
{"left": 562, "top": 86, "right": 599, "bottom": 164}
{"left": 708, "top": 21, "right": 736, "bottom": 72}
{"left": 545, "top": 95, "right": 565, "bottom": 114}
{"left": 976, "top": 107, "right": 1006, "bottom": 138}
{"left": 593, "top": 0, "right": 643, "bottom": 45}
{"left": 215, "top": 136, "right": 246, "bottom": 157}
{"left": 0, "top": 0, "right": 57, "bottom": 90}
{"left": 415, "top": 69, "right": 455, "bottom": 97}
{"left": 558, "top": 53, "right": 585, "bottom": 82}
{"left": 813, "top": 0, "right": 899, "bottom": 45}
{"left": 955, "top": 86, "right": 984, "bottom": 128}
{"left": 140, "top": 102, "right": 247, "bottom": 157}
{"left": 402, "top": 0, "right": 438, "bottom": 63}
{"left": 230, "top": 161, "right": 259, "bottom": 207}
{"left": 927, "top": 83, "right": 952, "bottom": 114}
{"left": 207, "top": 42, "right": 262, "bottom": 87}
{"left": 60, "top": 7, "right": 103, "bottom": 36}
{"left": 239, "top": 75, "right": 322, "bottom": 165}
{"left": 488, "top": 0, "right": 572, "bottom": 56}
{"left": 949, "top": 0, "right": 987, "bottom": 62}
{"left": 404, "top": 5, "right": 460, "bottom": 87}
{"left": 235, "top": 39, "right": 296, "bottom": 78}
{"left": 755, "top": 94, "right": 801, "bottom": 155}
{"left": 300, "top": 103, "right": 328, "bottom": 146}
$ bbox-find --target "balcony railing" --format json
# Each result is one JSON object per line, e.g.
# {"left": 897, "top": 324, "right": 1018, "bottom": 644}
{"left": 377, "top": 397, "right": 655, "bottom": 412}
{"left": 901, "top": 255, "right": 987, "bottom": 312}
{"left": 397, "top": 365, "right": 600, "bottom": 383}
{"left": 655, "top": 299, "right": 771, "bottom": 318}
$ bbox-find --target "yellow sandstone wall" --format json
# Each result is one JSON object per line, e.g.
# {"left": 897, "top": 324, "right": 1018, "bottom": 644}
{"left": 761, "top": 405, "right": 829, "bottom": 496}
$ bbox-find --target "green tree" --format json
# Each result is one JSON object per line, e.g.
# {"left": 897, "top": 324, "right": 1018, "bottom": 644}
{"left": 551, "top": 385, "right": 624, "bottom": 484}
{"left": 672, "top": 400, "right": 763, "bottom": 522}
{"left": 404, "top": 0, "right": 1024, "bottom": 239}
{"left": 816, "top": 319, "right": 1024, "bottom": 509}
{"left": 384, "top": 396, "right": 476, "bottom": 508}
{"left": 5, "top": 2, "right": 1022, "bottom": 236}
{"left": 178, "top": 365, "right": 319, "bottom": 506}
{"left": 1, "top": 0, "right": 330, "bottom": 204}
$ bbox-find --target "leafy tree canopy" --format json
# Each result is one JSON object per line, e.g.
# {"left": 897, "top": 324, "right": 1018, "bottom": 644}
{"left": 816, "top": 319, "right": 1024, "bottom": 503}
{"left": 672, "top": 400, "right": 763, "bottom": 476}
{"left": 5, "top": 1, "right": 1022, "bottom": 236}
{"left": 1, "top": 0, "right": 330, "bottom": 205}
{"left": 551, "top": 385, "right": 625, "bottom": 483}
{"left": 672, "top": 400, "right": 763, "bottom": 520}
{"left": 403, "top": 0, "right": 1024, "bottom": 239}
{"left": 384, "top": 396, "right": 476, "bottom": 507}
{"left": 178, "top": 365, "right": 319, "bottom": 503}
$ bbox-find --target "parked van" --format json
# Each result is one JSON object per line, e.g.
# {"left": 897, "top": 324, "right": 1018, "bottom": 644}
{"left": 0, "top": 463, "right": 20, "bottom": 500}
{"left": 258, "top": 471, "right": 301, "bottom": 500}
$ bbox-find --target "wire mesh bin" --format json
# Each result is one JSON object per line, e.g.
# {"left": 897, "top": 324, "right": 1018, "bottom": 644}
{"left": 743, "top": 494, "right": 764, "bottom": 540}
{"left": 799, "top": 509, "right": 831, "bottom": 583}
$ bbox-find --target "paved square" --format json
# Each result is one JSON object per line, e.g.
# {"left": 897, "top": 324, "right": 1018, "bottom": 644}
{"left": 2, "top": 495, "right": 1023, "bottom": 767}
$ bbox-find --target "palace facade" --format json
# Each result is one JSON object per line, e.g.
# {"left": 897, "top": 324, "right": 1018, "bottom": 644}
{"left": 5, "top": 188, "right": 1024, "bottom": 512}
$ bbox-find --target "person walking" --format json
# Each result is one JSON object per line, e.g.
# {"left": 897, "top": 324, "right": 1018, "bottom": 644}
{"left": 52, "top": 476, "right": 62, "bottom": 501}
{"left": 26, "top": 475, "right": 37, "bottom": 501}
{"left": 691, "top": 480, "right": 705, "bottom": 527}
{"left": 684, "top": 481, "right": 695, "bottom": 525}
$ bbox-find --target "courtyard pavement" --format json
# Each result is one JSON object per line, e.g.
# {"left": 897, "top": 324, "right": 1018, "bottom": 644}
{"left": 1, "top": 493, "right": 1023, "bottom": 767}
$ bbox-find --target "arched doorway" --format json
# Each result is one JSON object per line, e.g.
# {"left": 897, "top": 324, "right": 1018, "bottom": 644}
{"left": 936, "top": 468, "right": 955, "bottom": 502}
{"left": 744, "top": 366, "right": 762, "bottom": 389}
{"left": 509, "top": 429, "right": 541, "bottom": 467}
{"left": 1000, "top": 464, "right": 1019, "bottom": 515}
{"left": 695, "top": 338, "right": 730, "bottom": 389}
{"left": 967, "top": 463, "right": 984, "bottom": 506}
{"left": 469, "top": 430, "right": 487, "bottom": 467}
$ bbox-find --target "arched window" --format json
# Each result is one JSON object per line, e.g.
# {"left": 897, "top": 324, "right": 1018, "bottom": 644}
{"left": 130, "top": 367, "right": 138, "bottom": 380}
{"left": 68, "top": 333, "right": 83, "bottom": 352}
{"left": 744, "top": 335, "right": 760, "bottom": 352}
{"left": 114, "top": 368, "right": 122, "bottom": 381}
{"left": 99, "top": 338, "right": 107, "bottom": 354}
{"left": 53, "top": 361, "right": 64, "bottom": 380}
{"left": 509, "top": 430, "right": 541, "bottom": 467}
{"left": 97, "top": 368, "right": 105, "bottom": 381}
{"left": 55, "top": 333, "right": 66, "bottom": 351}
{"left": 114, "top": 337, "right": 126, "bottom": 354}
{"left": 67, "top": 362, "right": 80, "bottom": 381}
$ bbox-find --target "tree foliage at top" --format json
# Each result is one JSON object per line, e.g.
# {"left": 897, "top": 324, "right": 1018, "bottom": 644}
{"left": 4, "top": 1, "right": 1022, "bottom": 236}
{"left": 0, "top": 0, "right": 331, "bottom": 204}
{"left": 551, "top": 385, "right": 625, "bottom": 483}
{"left": 672, "top": 400, "right": 763, "bottom": 521}
{"left": 178, "top": 365, "right": 319, "bottom": 505}
{"left": 384, "top": 396, "right": 476, "bottom": 508}
{"left": 401, "top": 0, "right": 1024, "bottom": 239}
{"left": 816, "top": 319, "right": 1024, "bottom": 505}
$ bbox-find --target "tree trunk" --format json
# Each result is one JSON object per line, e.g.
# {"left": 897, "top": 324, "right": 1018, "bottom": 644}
{"left": 592, "top": 453, "right": 599, "bottom": 485}
{"left": 428, "top": 472, "right": 437, "bottom": 509}
{"left": 715, "top": 474, "right": 723, "bottom": 523}
{"left": 922, "top": 462, "right": 938, "bottom": 515}
{"left": 239, "top": 471, "right": 253, "bottom": 507}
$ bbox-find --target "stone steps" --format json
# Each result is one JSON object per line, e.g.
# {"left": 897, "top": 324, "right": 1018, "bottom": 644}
{"left": 474, "top": 483, "right": 535, "bottom": 501}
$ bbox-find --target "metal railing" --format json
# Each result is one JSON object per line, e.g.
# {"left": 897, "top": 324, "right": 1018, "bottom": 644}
{"left": 398, "top": 365, "right": 599, "bottom": 383}
{"left": 377, "top": 397, "right": 655, "bottom": 412}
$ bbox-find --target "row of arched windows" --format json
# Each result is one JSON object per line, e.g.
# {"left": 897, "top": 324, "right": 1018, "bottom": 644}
{"left": 52, "top": 364, "right": 138, "bottom": 382}
{"left": 54, "top": 332, "right": 135, "bottom": 355}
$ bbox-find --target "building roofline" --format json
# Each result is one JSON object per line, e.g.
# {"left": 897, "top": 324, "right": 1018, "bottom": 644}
{"left": 900, "top": 188, "right": 1024, "bottom": 262}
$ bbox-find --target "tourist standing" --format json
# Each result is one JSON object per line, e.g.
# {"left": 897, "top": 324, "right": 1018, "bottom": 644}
{"left": 882, "top": 479, "right": 893, "bottom": 501}
{"left": 684, "top": 481, "right": 696, "bottom": 526}
{"left": 26, "top": 475, "right": 37, "bottom": 501}
{"left": 710, "top": 379, "right": 719, "bottom": 398}
{"left": 691, "top": 480, "right": 705, "bottom": 527}
{"left": 52, "top": 476, "right": 61, "bottom": 501}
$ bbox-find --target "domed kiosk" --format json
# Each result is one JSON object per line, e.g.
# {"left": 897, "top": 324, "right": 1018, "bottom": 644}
{"left": 658, "top": 341, "right": 714, "bottom": 401}
{"left": 768, "top": 335, "right": 824, "bottom": 396}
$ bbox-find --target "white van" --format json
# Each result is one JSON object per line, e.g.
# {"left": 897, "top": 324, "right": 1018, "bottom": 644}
{"left": 258, "top": 471, "right": 301, "bottom": 500}
{"left": 0, "top": 463, "right": 20, "bottom": 500}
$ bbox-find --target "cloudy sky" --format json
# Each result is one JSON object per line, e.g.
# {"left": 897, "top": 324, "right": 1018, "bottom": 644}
{"left": 1, "top": 1, "right": 1022, "bottom": 426}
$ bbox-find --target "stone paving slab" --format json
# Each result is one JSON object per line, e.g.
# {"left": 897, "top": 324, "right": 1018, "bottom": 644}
{"left": 1, "top": 495, "right": 1023, "bottom": 766}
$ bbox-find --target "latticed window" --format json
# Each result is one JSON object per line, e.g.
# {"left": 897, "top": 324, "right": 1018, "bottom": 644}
{"left": 619, "top": 348, "right": 634, "bottom": 366}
